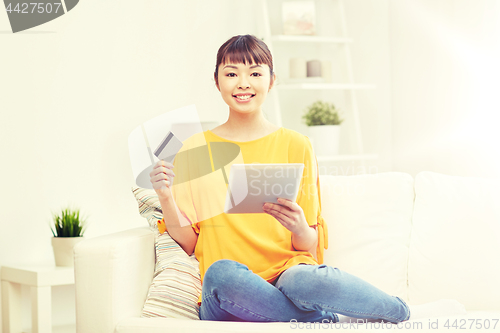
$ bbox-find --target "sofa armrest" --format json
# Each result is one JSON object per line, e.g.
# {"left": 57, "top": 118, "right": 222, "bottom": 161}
{"left": 74, "top": 227, "right": 155, "bottom": 333}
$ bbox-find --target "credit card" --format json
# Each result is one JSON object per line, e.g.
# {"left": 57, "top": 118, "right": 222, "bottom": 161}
{"left": 153, "top": 131, "right": 183, "bottom": 163}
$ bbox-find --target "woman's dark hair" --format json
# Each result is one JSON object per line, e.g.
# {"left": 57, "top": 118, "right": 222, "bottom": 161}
{"left": 214, "top": 34, "right": 274, "bottom": 86}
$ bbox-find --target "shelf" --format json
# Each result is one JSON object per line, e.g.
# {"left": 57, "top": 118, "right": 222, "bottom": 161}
{"left": 316, "top": 154, "right": 379, "bottom": 162}
{"left": 271, "top": 35, "right": 352, "bottom": 43}
{"left": 277, "top": 83, "right": 376, "bottom": 90}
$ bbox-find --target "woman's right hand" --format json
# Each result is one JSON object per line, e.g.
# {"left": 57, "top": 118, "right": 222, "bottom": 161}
{"left": 149, "top": 160, "right": 176, "bottom": 199}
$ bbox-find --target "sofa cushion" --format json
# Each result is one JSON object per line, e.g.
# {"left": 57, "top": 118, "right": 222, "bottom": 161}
{"left": 142, "top": 233, "right": 201, "bottom": 320}
{"left": 408, "top": 171, "right": 500, "bottom": 310}
{"left": 319, "top": 172, "right": 414, "bottom": 301}
{"left": 132, "top": 187, "right": 201, "bottom": 320}
{"left": 132, "top": 187, "right": 163, "bottom": 229}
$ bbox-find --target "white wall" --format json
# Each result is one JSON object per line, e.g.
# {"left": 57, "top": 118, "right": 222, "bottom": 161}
{"left": 340, "top": 0, "right": 393, "bottom": 174}
{"left": 0, "top": 0, "right": 259, "bottom": 330}
{"left": 390, "top": 0, "right": 500, "bottom": 178}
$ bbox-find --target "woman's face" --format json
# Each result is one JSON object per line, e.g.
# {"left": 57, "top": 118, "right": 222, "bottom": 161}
{"left": 216, "top": 61, "right": 276, "bottom": 115}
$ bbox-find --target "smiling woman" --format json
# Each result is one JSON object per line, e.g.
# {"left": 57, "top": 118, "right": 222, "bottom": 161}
{"left": 148, "top": 34, "right": 466, "bottom": 324}
{"left": 215, "top": 62, "right": 274, "bottom": 119}
{"left": 212, "top": 35, "right": 278, "bottom": 137}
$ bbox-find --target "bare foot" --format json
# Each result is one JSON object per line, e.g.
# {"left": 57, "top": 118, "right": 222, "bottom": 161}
{"left": 409, "top": 299, "right": 467, "bottom": 320}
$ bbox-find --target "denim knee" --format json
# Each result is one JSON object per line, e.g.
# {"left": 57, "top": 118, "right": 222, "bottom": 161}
{"left": 203, "top": 259, "right": 248, "bottom": 291}
{"left": 276, "top": 264, "right": 333, "bottom": 299}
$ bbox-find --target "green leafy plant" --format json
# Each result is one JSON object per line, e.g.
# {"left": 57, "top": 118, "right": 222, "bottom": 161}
{"left": 302, "top": 101, "right": 344, "bottom": 126}
{"left": 50, "top": 208, "right": 87, "bottom": 237}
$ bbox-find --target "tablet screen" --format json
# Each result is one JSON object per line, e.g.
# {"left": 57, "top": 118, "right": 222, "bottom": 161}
{"left": 224, "top": 163, "right": 304, "bottom": 214}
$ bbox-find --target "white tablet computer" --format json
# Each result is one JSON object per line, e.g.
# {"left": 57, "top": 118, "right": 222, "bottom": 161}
{"left": 224, "top": 163, "right": 304, "bottom": 214}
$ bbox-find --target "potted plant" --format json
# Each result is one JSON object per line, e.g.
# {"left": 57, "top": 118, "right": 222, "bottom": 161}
{"left": 302, "top": 100, "right": 344, "bottom": 155}
{"left": 50, "top": 208, "right": 87, "bottom": 267}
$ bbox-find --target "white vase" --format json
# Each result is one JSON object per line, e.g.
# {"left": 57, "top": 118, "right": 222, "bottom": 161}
{"left": 308, "top": 125, "right": 341, "bottom": 156}
{"left": 51, "top": 237, "right": 85, "bottom": 267}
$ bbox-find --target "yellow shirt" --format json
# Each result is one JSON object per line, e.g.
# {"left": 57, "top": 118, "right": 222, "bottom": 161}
{"left": 170, "top": 127, "right": 328, "bottom": 301}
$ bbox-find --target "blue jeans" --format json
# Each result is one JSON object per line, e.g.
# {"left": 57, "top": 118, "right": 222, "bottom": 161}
{"left": 200, "top": 259, "right": 410, "bottom": 323}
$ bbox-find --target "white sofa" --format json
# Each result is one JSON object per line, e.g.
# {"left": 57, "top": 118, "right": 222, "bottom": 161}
{"left": 74, "top": 172, "right": 500, "bottom": 333}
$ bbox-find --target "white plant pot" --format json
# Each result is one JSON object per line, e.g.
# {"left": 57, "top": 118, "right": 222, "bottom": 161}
{"left": 308, "top": 125, "right": 341, "bottom": 156}
{"left": 51, "top": 237, "right": 84, "bottom": 267}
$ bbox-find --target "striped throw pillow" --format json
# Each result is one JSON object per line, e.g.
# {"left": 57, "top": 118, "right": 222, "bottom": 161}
{"left": 132, "top": 187, "right": 163, "bottom": 229}
{"left": 132, "top": 187, "right": 201, "bottom": 320}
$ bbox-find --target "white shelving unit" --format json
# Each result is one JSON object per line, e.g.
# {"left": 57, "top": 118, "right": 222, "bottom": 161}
{"left": 260, "top": 0, "right": 378, "bottom": 164}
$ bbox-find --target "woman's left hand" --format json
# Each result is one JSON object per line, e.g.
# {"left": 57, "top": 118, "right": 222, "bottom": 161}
{"left": 263, "top": 198, "right": 309, "bottom": 235}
